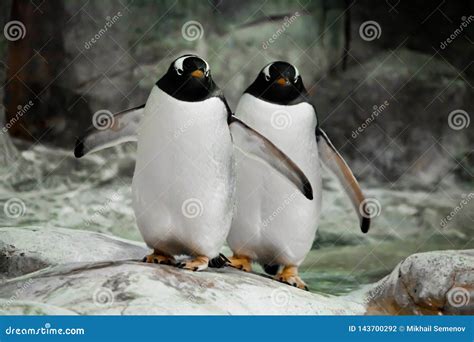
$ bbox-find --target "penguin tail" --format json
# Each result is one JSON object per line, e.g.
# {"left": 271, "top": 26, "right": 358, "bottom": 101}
{"left": 208, "top": 253, "right": 230, "bottom": 268}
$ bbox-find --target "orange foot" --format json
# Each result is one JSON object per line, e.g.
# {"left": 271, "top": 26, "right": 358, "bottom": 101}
{"left": 275, "top": 265, "right": 308, "bottom": 291}
{"left": 176, "top": 256, "right": 209, "bottom": 271}
{"left": 228, "top": 254, "right": 252, "bottom": 272}
{"left": 142, "top": 250, "right": 175, "bottom": 265}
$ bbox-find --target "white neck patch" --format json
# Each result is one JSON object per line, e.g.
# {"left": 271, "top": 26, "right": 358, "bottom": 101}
{"left": 293, "top": 65, "right": 300, "bottom": 82}
{"left": 262, "top": 63, "right": 300, "bottom": 82}
{"left": 174, "top": 55, "right": 210, "bottom": 75}
{"left": 262, "top": 63, "right": 272, "bottom": 81}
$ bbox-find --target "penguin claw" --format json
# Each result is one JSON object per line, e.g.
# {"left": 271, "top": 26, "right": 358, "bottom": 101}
{"left": 175, "top": 256, "right": 209, "bottom": 272}
{"left": 142, "top": 252, "right": 175, "bottom": 266}
{"left": 275, "top": 266, "right": 308, "bottom": 291}
{"left": 227, "top": 255, "right": 252, "bottom": 272}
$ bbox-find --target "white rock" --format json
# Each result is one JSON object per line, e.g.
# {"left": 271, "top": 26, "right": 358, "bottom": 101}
{"left": 1, "top": 227, "right": 471, "bottom": 315}
{"left": 364, "top": 249, "right": 474, "bottom": 314}
{"left": 0, "top": 227, "right": 149, "bottom": 278}
{"left": 0, "top": 261, "right": 365, "bottom": 315}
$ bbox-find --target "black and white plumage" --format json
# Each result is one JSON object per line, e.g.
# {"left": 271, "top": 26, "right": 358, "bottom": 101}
{"left": 74, "top": 55, "right": 313, "bottom": 271}
{"left": 227, "top": 61, "right": 370, "bottom": 287}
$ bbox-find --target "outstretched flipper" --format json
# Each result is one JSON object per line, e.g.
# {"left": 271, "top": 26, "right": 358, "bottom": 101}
{"left": 316, "top": 128, "right": 370, "bottom": 233}
{"left": 74, "top": 104, "right": 145, "bottom": 158}
{"left": 229, "top": 117, "right": 313, "bottom": 200}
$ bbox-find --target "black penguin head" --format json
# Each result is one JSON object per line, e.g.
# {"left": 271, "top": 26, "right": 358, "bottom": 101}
{"left": 245, "top": 61, "right": 307, "bottom": 105}
{"left": 157, "top": 54, "right": 216, "bottom": 102}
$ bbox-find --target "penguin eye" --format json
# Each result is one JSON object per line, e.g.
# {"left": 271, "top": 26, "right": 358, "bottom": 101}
{"left": 176, "top": 68, "right": 183, "bottom": 76}
{"left": 265, "top": 74, "right": 271, "bottom": 81}
{"left": 205, "top": 69, "right": 210, "bottom": 77}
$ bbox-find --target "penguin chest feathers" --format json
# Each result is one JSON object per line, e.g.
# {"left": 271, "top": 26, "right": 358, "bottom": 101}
{"left": 132, "top": 86, "right": 234, "bottom": 257}
{"left": 235, "top": 93, "right": 318, "bottom": 173}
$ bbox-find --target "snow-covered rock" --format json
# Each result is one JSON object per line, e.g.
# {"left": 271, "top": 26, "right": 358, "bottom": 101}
{"left": 0, "top": 260, "right": 365, "bottom": 315}
{"left": 0, "top": 227, "right": 148, "bottom": 278}
{"left": 0, "top": 227, "right": 471, "bottom": 315}
{"left": 364, "top": 249, "right": 474, "bottom": 315}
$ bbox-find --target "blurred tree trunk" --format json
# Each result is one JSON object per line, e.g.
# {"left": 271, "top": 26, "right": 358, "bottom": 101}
{"left": 4, "top": 0, "right": 91, "bottom": 147}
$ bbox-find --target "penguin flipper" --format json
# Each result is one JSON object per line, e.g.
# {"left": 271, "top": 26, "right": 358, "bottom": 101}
{"left": 316, "top": 128, "right": 370, "bottom": 233}
{"left": 74, "top": 104, "right": 145, "bottom": 158}
{"left": 229, "top": 117, "right": 313, "bottom": 200}
{"left": 208, "top": 254, "right": 230, "bottom": 268}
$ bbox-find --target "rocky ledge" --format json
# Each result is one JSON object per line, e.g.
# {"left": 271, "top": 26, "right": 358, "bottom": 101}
{"left": 0, "top": 227, "right": 472, "bottom": 315}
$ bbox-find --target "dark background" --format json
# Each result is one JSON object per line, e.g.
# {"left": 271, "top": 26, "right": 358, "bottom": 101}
{"left": 1, "top": 0, "right": 473, "bottom": 188}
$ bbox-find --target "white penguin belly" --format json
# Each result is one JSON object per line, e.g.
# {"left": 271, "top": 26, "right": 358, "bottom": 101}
{"left": 228, "top": 94, "right": 322, "bottom": 266}
{"left": 132, "top": 86, "right": 234, "bottom": 258}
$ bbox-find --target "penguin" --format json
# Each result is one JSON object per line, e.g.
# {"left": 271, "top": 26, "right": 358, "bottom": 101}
{"left": 227, "top": 61, "right": 370, "bottom": 289}
{"left": 74, "top": 55, "right": 313, "bottom": 272}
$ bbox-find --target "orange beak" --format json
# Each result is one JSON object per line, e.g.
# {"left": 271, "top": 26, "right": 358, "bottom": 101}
{"left": 191, "top": 69, "right": 204, "bottom": 78}
{"left": 276, "top": 77, "right": 288, "bottom": 86}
